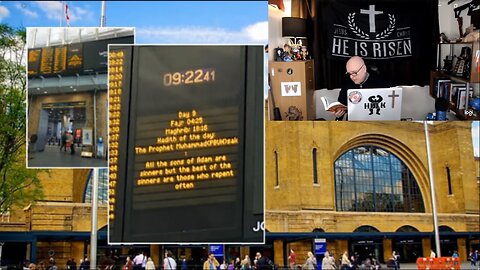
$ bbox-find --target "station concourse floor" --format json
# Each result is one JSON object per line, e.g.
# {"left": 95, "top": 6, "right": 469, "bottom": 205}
{"left": 27, "top": 144, "right": 108, "bottom": 168}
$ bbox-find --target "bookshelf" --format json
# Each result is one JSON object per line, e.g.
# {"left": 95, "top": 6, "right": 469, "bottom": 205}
{"left": 430, "top": 41, "right": 480, "bottom": 120}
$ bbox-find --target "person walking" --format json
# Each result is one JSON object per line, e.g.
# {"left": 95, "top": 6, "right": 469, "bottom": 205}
{"left": 203, "top": 254, "right": 219, "bottom": 270}
{"left": 321, "top": 251, "right": 336, "bottom": 270}
{"left": 145, "top": 258, "right": 155, "bottom": 270}
{"left": 288, "top": 249, "right": 296, "bottom": 270}
{"left": 303, "top": 252, "right": 317, "bottom": 270}
{"left": 164, "top": 250, "right": 177, "bottom": 270}
{"left": 340, "top": 251, "right": 351, "bottom": 270}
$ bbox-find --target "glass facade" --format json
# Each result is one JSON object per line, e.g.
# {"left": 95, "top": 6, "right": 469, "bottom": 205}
{"left": 84, "top": 168, "right": 108, "bottom": 204}
{"left": 334, "top": 145, "right": 424, "bottom": 212}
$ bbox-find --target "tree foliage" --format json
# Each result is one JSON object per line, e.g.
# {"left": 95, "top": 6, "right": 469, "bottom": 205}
{"left": 0, "top": 24, "right": 43, "bottom": 213}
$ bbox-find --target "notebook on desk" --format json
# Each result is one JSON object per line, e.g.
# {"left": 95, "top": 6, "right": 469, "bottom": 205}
{"left": 347, "top": 87, "right": 403, "bottom": 121}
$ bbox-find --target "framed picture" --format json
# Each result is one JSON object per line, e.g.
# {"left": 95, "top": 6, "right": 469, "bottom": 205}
{"left": 281, "top": 81, "right": 302, "bottom": 96}
{"left": 82, "top": 128, "right": 93, "bottom": 146}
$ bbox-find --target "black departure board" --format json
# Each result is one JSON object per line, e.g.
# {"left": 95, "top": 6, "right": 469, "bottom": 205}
{"left": 109, "top": 45, "right": 264, "bottom": 243}
{"left": 83, "top": 36, "right": 134, "bottom": 73}
{"left": 39, "top": 47, "right": 54, "bottom": 75}
{"left": 27, "top": 36, "right": 133, "bottom": 78}
{"left": 28, "top": 48, "right": 41, "bottom": 76}
{"left": 53, "top": 46, "right": 67, "bottom": 74}
{"left": 66, "top": 43, "right": 83, "bottom": 73}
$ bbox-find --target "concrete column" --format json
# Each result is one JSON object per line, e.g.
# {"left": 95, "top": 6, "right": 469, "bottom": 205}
{"left": 273, "top": 240, "right": 284, "bottom": 266}
{"left": 151, "top": 245, "right": 160, "bottom": 266}
{"left": 422, "top": 238, "right": 431, "bottom": 257}
{"left": 383, "top": 239, "right": 392, "bottom": 262}
{"left": 71, "top": 241, "right": 85, "bottom": 263}
{"left": 457, "top": 238, "right": 466, "bottom": 261}
{"left": 336, "top": 240, "right": 349, "bottom": 257}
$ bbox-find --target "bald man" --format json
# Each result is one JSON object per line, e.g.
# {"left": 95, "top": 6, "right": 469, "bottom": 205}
{"left": 334, "top": 56, "right": 390, "bottom": 118}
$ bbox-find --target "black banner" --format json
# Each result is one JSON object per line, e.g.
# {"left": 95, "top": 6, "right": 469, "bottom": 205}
{"left": 312, "top": 0, "right": 439, "bottom": 88}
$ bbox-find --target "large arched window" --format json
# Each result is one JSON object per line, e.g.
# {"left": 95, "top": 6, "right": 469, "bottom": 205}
{"left": 334, "top": 145, "right": 424, "bottom": 212}
{"left": 83, "top": 169, "right": 108, "bottom": 204}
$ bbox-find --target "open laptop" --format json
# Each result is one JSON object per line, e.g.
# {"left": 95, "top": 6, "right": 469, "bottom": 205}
{"left": 347, "top": 87, "right": 403, "bottom": 121}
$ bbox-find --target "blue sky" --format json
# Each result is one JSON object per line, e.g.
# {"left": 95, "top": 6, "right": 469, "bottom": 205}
{"left": 0, "top": 1, "right": 267, "bottom": 44}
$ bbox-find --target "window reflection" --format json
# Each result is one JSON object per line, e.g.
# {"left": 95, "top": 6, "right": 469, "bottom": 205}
{"left": 84, "top": 169, "right": 108, "bottom": 204}
{"left": 334, "top": 146, "right": 424, "bottom": 213}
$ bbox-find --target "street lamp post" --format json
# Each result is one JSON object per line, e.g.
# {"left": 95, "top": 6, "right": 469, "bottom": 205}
{"left": 424, "top": 121, "right": 441, "bottom": 257}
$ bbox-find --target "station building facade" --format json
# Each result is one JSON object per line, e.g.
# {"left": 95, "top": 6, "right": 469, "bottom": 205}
{"left": 265, "top": 121, "right": 479, "bottom": 265}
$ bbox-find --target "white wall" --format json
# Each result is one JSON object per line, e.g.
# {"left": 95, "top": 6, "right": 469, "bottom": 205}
{"left": 438, "top": 0, "right": 473, "bottom": 39}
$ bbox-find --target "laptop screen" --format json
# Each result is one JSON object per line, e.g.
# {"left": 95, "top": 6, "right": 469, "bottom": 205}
{"left": 347, "top": 87, "right": 403, "bottom": 121}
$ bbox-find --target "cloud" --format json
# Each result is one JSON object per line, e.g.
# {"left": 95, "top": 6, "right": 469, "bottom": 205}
{"left": 33, "top": 1, "right": 94, "bottom": 24}
{"left": 0, "top": 5, "right": 10, "bottom": 21}
{"left": 243, "top": 21, "right": 268, "bottom": 42}
{"left": 14, "top": 2, "right": 38, "bottom": 18}
{"left": 137, "top": 21, "right": 268, "bottom": 44}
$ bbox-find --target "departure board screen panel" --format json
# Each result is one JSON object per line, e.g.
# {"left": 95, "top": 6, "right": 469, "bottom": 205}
{"left": 39, "top": 47, "right": 54, "bottom": 75}
{"left": 83, "top": 36, "right": 134, "bottom": 73}
{"left": 66, "top": 43, "right": 83, "bottom": 73}
{"left": 53, "top": 46, "right": 67, "bottom": 74}
{"left": 28, "top": 49, "right": 41, "bottom": 76}
{"left": 109, "top": 45, "right": 264, "bottom": 243}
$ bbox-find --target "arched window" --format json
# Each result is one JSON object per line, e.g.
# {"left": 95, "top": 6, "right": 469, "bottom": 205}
{"left": 83, "top": 169, "right": 108, "bottom": 204}
{"left": 354, "top": 225, "right": 380, "bottom": 233}
{"left": 396, "top": 225, "right": 419, "bottom": 232}
{"left": 334, "top": 145, "right": 424, "bottom": 213}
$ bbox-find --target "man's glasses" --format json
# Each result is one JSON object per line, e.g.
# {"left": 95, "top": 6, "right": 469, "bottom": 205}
{"left": 345, "top": 64, "right": 364, "bottom": 76}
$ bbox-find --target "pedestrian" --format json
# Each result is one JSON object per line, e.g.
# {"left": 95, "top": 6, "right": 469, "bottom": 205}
{"left": 472, "top": 250, "right": 479, "bottom": 266}
{"left": 180, "top": 255, "right": 188, "bottom": 270}
{"left": 392, "top": 251, "right": 400, "bottom": 270}
{"left": 133, "top": 251, "right": 146, "bottom": 270}
{"left": 68, "top": 132, "right": 75, "bottom": 155}
{"left": 303, "top": 252, "right": 317, "bottom": 270}
{"left": 145, "top": 257, "right": 155, "bottom": 270}
{"left": 452, "top": 250, "right": 459, "bottom": 258}
{"left": 203, "top": 253, "right": 219, "bottom": 270}
{"left": 241, "top": 255, "right": 251, "bottom": 270}
{"left": 60, "top": 131, "right": 67, "bottom": 152}
{"left": 164, "top": 250, "right": 177, "bottom": 270}
{"left": 288, "top": 249, "right": 296, "bottom": 269}
{"left": 124, "top": 257, "right": 133, "bottom": 270}
{"left": 340, "top": 251, "right": 352, "bottom": 270}
{"left": 321, "top": 251, "right": 336, "bottom": 270}
{"left": 430, "top": 250, "right": 436, "bottom": 258}
{"left": 228, "top": 259, "right": 235, "bottom": 270}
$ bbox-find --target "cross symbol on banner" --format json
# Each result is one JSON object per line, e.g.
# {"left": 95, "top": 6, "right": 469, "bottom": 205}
{"left": 388, "top": 90, "right": 399, "bottom": 108}
{"left": 360, "top": 5, "right": 383, "bottom": 33}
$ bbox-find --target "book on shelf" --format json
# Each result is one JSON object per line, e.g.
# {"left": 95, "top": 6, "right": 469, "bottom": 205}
{"left": 320, "top": 96, "right": 347, "bottom": 112}
{"left": 455, "top": 87, "right": 474, "bottom": 110}
{"left": 449, "top": 83, "right": 466, "bottom": 103}
{"left": 435, "top": 79, "right": 451, "bottom": 98}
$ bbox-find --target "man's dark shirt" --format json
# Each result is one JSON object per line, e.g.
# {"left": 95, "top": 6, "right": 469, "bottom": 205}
{"left": 256, "top": 257, "right": 271, "bottom": 270}
{"left": 338, "top": 71, "right": 391, "bottom": 106}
